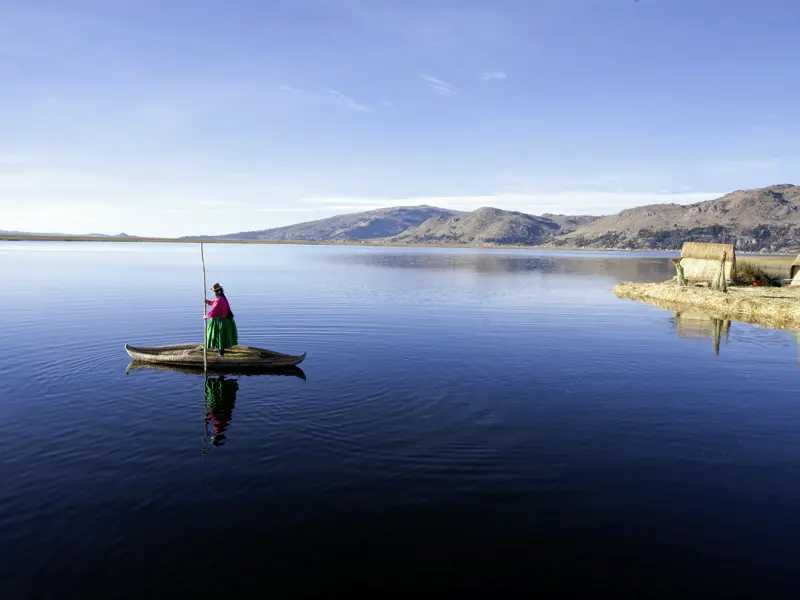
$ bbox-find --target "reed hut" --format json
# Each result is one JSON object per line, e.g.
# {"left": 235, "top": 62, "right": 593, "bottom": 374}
{"left": 790, "top": 253, "right": 800, "bottom": 286}
{"left": 679, "top": 242, "right": 735, "bottom": 282}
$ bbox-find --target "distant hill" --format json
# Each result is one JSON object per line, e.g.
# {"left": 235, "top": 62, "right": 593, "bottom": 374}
{"left": 540, "top": 213, "right": 600, "bottom": 233}
{"left": 389, "top": 207, "right": 563, "bottom": 245}
{"left": 0, "top": 229, "right": 63, "bottom": 236}
{"left": 85, "top": 233, "right": 134, "bottom": 237}
{"left": 0, "top": 231, "right": 138, "bottom": 239}
{"left": 210, "top": 206, "right": 464, "bottom": 242}
{"left": 1, "top": 231, "right": 135, "bottom": 237}
{"left": 549, "top": 184, "right": 800, "bottom": 253}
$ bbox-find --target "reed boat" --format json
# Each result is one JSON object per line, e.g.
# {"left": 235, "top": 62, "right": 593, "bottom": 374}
{"left": 124, "top": 343, "right": 307, "bottom": 369}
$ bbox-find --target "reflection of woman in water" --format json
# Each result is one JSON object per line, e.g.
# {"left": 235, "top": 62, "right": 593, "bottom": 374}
{"left": 204, "top": 376, "right": 239, "bottom": 447}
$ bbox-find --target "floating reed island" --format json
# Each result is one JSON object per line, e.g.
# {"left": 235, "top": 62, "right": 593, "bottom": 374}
{"left": 614, "top": 242, "right": 800, "bottom": 330}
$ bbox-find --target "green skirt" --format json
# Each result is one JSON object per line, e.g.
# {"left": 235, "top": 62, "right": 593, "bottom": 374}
{"left": 206, "top": 317, "right": 239, "bottom": 350}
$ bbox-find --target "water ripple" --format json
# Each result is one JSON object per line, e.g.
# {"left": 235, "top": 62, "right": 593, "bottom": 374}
{"left": 3, "top": 243, "right": 800, "bottom": 597}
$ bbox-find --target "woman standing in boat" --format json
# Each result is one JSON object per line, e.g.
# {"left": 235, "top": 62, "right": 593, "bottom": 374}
{"left": 205, "top": 283, "right": 238, "bottom": 356}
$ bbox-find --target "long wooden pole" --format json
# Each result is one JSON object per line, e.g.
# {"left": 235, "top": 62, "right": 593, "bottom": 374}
{"left": 201, "top": 243, "right": 207, "bottom": 374}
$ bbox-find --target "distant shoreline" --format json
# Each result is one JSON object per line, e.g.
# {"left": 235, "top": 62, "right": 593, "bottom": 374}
{"left": 0, "top": 234, "right": 795, "bottom": 258}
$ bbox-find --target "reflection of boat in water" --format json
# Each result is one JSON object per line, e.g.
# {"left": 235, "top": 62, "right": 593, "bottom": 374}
{"left": 204, "top": 376, "right": 238, "bottom": 447}
{"left": 126, "top": 365, "right": 305, "bottom": 452}
{"left": 125, "top": 360, "right": 307, "bottom": 380}
{"left": 671, "top": 309, "right": 731, "bottom": 355}
{"left": 124, "top": 343, "right": 306, "bottom": 370}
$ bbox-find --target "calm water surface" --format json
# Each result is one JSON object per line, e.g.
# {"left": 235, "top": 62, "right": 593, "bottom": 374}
{"left": 1, "top": 243, "right": 799, "bottom": 598}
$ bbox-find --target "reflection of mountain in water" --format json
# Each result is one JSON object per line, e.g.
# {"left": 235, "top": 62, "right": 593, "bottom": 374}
{"left": 204, "top": 376, "right": 238, "bottom": 448}
{"left": 331, "top": 251, "right": 675, "bottom": 284}
{"left": 671, "top": 310, "right": 731, "bottom": 356}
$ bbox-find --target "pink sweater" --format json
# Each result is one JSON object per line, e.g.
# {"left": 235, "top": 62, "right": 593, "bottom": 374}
{"left": 206, "top": 296, "right": 230, "bottom": 318}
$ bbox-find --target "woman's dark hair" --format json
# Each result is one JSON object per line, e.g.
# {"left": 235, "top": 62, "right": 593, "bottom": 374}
{"left": 215, "top": 286, "right": 225, "bottom": 296}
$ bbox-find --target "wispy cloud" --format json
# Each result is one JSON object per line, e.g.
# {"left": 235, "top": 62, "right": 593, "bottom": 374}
{"left": 480, "top": 71, "right": 507, "bottom": 81}
{"left": 197, "top": 200, "right": 247, "bottom": 209}
{"left": 279, "top": 84, "right": 374, "bottom": 113}
{"left": 0, "top": 154, "right": 33, "bottom": 165}
{"left": 325, "top": 89, "right": 374, "bottom": 113}
{"left": 300, "top": 196, "right": 394, "bottom": 207}
{"left": 254, "top": 207, "right": 318, "bottom": 213}
{"left": 421, "top": 75, "right": 455, "bottom": 97}
{"left": 277, "top": 84, "right": 307, "bottom": 95}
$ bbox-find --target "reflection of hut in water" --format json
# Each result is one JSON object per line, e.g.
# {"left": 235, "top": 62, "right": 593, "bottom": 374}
{"left": 204, "top": 376, "right": 239, "bottom": 448}
{"left": 671, "top": 309, "right": 731, "bottom": 355}
{"left": 790, "top": 254, "right": 800, "bottom": 286}
{"left": 679, "top": 242, "right": 735, "bottom": 282}
{"left": 792, "top": 331, "right": 800, "bottom": 370}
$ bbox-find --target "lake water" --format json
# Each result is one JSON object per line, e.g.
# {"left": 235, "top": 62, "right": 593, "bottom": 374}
{"left": 2, "top": 242, "right": 799, "bottom": 598}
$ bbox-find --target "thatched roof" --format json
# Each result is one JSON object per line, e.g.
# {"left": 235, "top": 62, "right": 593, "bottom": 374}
{"left": 680, "top": 242, "right": 736, "bottom": 261}
{"left": 791, "top": 253, "right": 800, "bottom": 280}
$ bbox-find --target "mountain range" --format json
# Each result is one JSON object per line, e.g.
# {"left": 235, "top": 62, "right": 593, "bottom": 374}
{"left": 207, "top": 184, "right": 800, "bottom": 253}
{"left": 5, "top": 185, "right": 799, "bottom": 253}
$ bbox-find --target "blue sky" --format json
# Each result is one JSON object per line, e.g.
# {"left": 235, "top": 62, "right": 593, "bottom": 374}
{"left": 1, "top": 0, "right": 798, "bottom": 236}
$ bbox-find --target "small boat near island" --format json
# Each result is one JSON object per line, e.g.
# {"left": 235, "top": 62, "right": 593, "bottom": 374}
{"left": 124, "top": 343, "right": 307, "bottom": 370}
